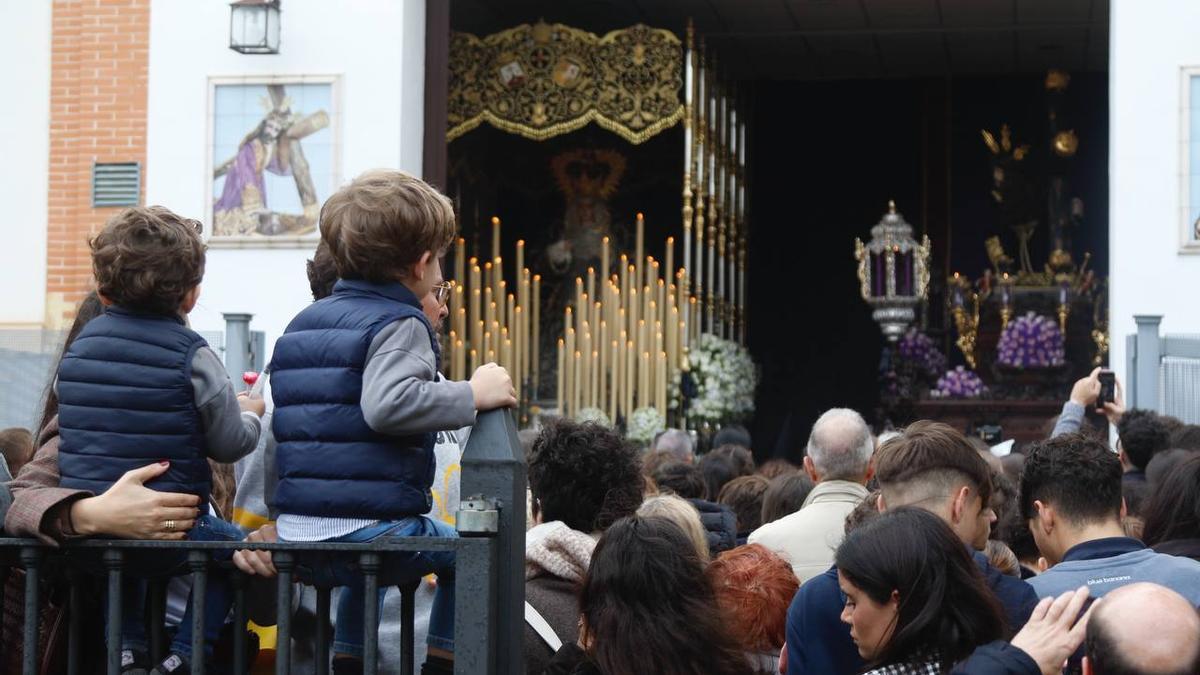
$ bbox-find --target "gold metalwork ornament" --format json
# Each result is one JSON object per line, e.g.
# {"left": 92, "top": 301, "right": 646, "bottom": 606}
{"left": 1053, "top": 130, "right": 1079, "bottom": 158}
{"left": 1045, "top": 69, "right": 1071, "bottom": 91}
{"left": 950, "top": 284, "right": 981, "bottom": 370}
{"left": 1091, "top": 329, "right": 1109, "bottom": 367}
{"left": 448, "top": 22, "right": 684, "bottom": 144}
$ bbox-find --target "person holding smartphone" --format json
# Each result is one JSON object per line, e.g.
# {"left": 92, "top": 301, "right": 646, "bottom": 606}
{"left": 1050, "top": 367, "right": 1126, "bottom": 439}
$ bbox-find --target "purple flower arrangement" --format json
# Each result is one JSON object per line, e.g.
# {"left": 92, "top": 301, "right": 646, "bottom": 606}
{"left": 934, "top": 366, "right": 987, "bottom": 399}
{"left": 996, "top": 312, "right": 1066, "bottom": 369}
{"left": 898, "top": 328, "right": 948, "bottom": 379}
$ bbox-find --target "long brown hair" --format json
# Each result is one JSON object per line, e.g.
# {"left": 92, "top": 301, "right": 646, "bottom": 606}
{"left": 579, "top": 516, "right": 750, "bottom": 675}
{"left": 38, "top": 292, "right": 105, "bottom": 436}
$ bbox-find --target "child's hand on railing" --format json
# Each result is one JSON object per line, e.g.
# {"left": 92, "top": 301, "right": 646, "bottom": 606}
{"left": 233, "top": 523, "right": 278, "bottom": 577}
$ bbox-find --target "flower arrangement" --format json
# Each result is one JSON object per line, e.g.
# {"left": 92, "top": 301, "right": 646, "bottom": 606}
{"left": 897, "top": 328, "right": 948, "bottom": 379}
{"left": 996, "top": 312, "right": 1065, "bottom": 369}
{"left": 688, "top": 333, "right": 757, "bottom": 426}
{"left": 575, "top": 406, "right": 612, "bottom": 427}
{"left": 626, "top": 406, "right": 665, "bottom": 445}
{"left": 933, "top": 366, "right": 987, "bottom": 399}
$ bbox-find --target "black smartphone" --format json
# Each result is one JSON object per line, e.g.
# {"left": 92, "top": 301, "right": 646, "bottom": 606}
{"left": 976, "top": 425, "right": 1002, "bottom": 445}
{"left": 1098, "top": 370, "right": 1116, "bottom": 406}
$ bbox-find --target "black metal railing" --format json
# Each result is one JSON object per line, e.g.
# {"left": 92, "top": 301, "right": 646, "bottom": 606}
{"left": 0, "top": 409, "right": 526, "bottom": 675}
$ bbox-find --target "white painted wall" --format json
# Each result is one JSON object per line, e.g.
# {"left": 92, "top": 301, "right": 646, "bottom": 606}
{"left": 1109, "top": 0, "right": 1200, "bottom": 389}
{"left": 146, "top": 0, "right": 426, "bottom": 353}
{"left": 0, "top": 1, "right": 51, "bottom": 325}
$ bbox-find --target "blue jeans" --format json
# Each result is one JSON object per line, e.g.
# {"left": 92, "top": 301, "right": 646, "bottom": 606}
{"left": 116, "top": 514, "right": 244, "bottom": 661}
{"left": 294, "top": 517, "right": 457, "bottom": 658}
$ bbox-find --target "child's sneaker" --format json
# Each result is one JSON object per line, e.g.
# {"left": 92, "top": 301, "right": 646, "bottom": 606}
{"left": 149, "top": 653, "right": 189, "bottom": 674}
{"left": 120, "top": 649, "right": 149, "bottom": 674}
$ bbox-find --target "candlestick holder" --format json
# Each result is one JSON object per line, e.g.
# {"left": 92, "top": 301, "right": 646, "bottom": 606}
{"left": 1056, "top": 281, "right": 1071, "bottom": 334}
{"left": 998, "top": 273, "right": 1014, "bottom": 330}
{"left": 951, "top": 303, "right": 980, "bottom": 371}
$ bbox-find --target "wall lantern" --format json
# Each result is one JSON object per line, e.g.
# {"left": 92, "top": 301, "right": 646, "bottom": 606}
{"left": 229, "top": 0, "right": 281, "bottom": 55}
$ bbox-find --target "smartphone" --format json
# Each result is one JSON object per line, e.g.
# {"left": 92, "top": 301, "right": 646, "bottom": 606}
{"left": 1098, "top": 370, "right": 1116, "bottom": 406}
{"left": 976, "top": 425, "right": 1002, "bottom": 445}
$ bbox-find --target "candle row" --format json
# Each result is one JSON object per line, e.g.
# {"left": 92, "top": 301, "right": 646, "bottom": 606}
{"left": 555, "top": 215, "right": 698, "bottom": 423}
{"left": 445, "top": 217, "right": 540, "bottom": 403}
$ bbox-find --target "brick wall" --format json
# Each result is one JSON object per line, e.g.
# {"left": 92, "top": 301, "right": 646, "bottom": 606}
{"left": 46, "top": 0, "right": 150, "bottom": 328}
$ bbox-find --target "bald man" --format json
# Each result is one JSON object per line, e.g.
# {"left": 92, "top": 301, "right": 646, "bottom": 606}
{"left": 1084, "top": 583, "right": 1200, "bottom": 675}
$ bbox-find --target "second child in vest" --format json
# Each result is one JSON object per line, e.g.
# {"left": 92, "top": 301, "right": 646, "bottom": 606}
{"left": 57, "top": 206, "right": 265, "bottom": 675}
{"left": 270, "top": 170, "right": 516, "bottom": 675}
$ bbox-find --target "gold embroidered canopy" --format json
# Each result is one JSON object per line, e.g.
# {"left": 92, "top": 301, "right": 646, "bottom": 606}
{"left": 447, "top": 21, "right": 684, "bottom": 144}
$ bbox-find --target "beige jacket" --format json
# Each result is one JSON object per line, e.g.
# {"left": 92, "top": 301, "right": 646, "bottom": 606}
{"left": 747, "top": 479, "right": 869, "bottom": 584}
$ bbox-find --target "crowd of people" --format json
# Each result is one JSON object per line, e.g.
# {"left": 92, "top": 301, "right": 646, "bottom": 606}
{"left": 1, "top": 168, "right": 1200, "bottom": 675}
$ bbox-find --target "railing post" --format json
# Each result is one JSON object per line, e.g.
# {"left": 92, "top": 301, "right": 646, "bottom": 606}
{"left": 360, "top": 552, "right": 381, "bottom": 674}
{"left": 273, "top": 551, "right": 294, "bottom": 675}
{"left": 187, "top": 551, "right": 208, "bottom": 675}
{"left": 103, "top": 549, "right": 124, "bottom": 675}
{"left": 1133, "top": 315, "right": 1163, "bottom": 411}
{"left": 231, "top": 571, "right": 248, "bottom": 675}
{"left": 222, "top": 313, "right": 254, "bottom": 383}
{"left": 314, "top": 586, "right": 331, "bottom": 675}
{"left": 459, "top": 409, "right": 526, "bottom": 675}
{"left": 67, "top": 568, "right": 83, "bottom": 675}
{"left": 21, "top": 546, "right": 42, "bottom": 675}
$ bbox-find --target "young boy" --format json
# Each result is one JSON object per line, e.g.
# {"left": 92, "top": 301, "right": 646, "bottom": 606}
{"left": 56, "top": 206, "right": 264, "bottom": 674}
{"left": 270, "top": 170, "right": 515, "bottom": 674}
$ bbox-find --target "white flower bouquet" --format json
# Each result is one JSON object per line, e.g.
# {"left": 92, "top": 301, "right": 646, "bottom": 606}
{"left": 687, "top": 333, "right": 757, "bottom": 427}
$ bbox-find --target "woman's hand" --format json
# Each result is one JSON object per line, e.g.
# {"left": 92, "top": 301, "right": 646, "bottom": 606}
{"left": 69, "top": 461, "right": 201, "bottom": 539}
{"left": 233, "top": 523, "right": 278, "bottom": 577}
{"left": 1010, "top": 586, "right": 1094, "bottom": 675}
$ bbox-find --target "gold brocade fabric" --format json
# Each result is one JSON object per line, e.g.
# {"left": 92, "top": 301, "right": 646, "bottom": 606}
{"left": 448, "top": 21, "right": 684, "bottom": 144}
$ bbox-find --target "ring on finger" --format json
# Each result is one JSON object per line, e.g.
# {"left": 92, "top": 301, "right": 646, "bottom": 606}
{"left": 165, "top": 519, "right": 176, "bottom": 532}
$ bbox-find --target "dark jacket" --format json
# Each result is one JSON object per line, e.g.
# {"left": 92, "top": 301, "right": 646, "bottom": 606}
{"left": 270, "top": 279, "right": 438, "bottom": 519}
{"left": 541, "top": 643, "right": 600, "bottom": 675}
{"left": 786, "top": 556, "right": 1038, "bottom": 675}
{"left": 1151, "top": 538, "right": 1200, "bottom": 563}
{"left": 687, "top": 498, "right": 737, "bottom": 557}
{"left": 524, "top": 575, "right": 581, "bottom": 675}
{"left": 950, "top": 641, "right": 1040, "bottom": 675}
{"left": 57, "top": 308, "right": 210, "bottom": 501}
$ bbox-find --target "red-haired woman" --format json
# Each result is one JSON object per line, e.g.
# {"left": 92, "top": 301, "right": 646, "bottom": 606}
{"left": 707, "top": 544, "right": 800, "bottom": 674}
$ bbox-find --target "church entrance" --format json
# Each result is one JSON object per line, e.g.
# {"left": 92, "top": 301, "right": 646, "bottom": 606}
{"left": 438, "top": 0, "right": 1110, "bottom": 461}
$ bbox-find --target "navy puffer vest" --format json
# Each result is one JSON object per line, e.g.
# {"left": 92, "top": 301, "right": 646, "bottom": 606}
{"left": 269, "top": 280, "right": 439, "bottom": 519}
{"left": 58, "top": 307, "right": 211, "bottom": 501}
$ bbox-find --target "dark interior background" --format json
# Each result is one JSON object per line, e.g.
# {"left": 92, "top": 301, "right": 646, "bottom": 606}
{"left": 447, "top": 0, "right": 1110, "bottom": 463}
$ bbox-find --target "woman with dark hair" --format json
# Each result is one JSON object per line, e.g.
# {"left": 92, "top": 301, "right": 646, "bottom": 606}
{"left": 524, "top": 419, "right": 646, "bottom": 674}
{"left": 1142, "top": 454, "right": 1200, "bottom": 561}
{"left": 836, "top": 507, "right": 1007, "bottom": 674}
{"left": 544, "top": 516, "right": 751, "bottom": 675}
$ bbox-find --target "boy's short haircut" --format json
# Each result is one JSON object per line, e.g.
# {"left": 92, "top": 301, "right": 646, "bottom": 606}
{"left": 319, "top": 170, "right": 457, "bottom": 283}
{"left": 874, "top": 420, "right": 994, "bottom": 507}
{"left": 0, "top": 427, "right": 34, "bottom": 475}
{"left": 90, "top": 206, "right": 206, "bottom": 316}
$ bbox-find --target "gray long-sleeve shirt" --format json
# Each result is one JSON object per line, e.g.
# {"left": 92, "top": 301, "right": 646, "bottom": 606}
{"left": 191, "top": 345, "right": 262, "bottom": 463}
{"left": 277, "top": 317, "right": 476, "bottom": 542}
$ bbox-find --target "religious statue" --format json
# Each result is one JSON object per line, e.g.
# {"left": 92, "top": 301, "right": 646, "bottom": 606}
{"left": 213, "top": 84, "right": 329, "bottom": 237}
{"left": 546, "top": 148, "right": 627, "bottom": 276}
{"left": 982, "top": 125, "right": 1038, "bottom": 274}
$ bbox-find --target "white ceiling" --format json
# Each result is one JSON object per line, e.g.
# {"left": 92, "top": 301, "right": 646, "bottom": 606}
{"left": 450, "top": 0, "right": 1109, "bottom": 80}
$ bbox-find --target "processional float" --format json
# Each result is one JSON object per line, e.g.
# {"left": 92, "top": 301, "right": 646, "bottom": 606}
{"left": 445, "top": 19, "right": 750, "bottom": 427}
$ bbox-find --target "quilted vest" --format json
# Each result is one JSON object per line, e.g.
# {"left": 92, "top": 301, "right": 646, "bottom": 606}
{"left": 269, "top": 279, "right": 439, "bottom": 519}
{"left": 57, "top": 307, "right": 211, "bottom": 501}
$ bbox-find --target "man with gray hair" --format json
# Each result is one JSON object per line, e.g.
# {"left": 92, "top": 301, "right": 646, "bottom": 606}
{"left": 748, "top": 408, "right": 874, "bottom": 581}
{"left": 652, "top": 428, "right": 694, "bottom": 464}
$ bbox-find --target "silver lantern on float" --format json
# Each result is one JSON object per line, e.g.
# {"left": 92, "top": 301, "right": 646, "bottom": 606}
{"left": 854, "top": 201, "right": 932, "bottom": 341}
